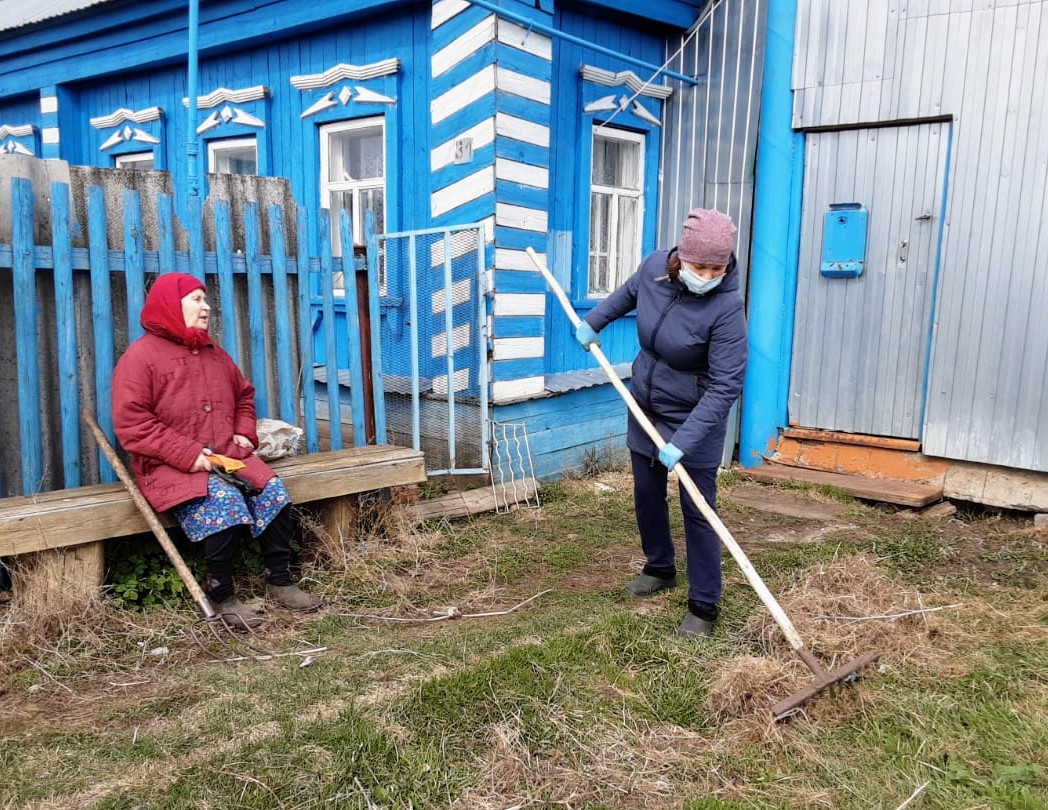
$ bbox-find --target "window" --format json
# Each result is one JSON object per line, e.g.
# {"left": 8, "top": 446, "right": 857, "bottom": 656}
{"left": 588, "top": 126, "right": 644, "bottom": 297}
{"left": 208, "top": 137, "right": 257, "bottom": 175}
{"left": 320, "top": 118, "right": 386, "bottom": 291}
{"left": 114, "top": 151, "right": 155, "bottom": 170}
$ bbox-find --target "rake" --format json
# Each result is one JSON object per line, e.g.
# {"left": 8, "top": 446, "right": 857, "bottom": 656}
{"left": 527, "top": 248, "right": 879, "bottom": 719}
{"left": 83, "top": 410, "right": 301, "bottom": 662}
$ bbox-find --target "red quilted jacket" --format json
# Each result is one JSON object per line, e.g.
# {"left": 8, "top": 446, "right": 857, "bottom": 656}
{"left": 111, "top": 332, "right": 277, "bottom": 512}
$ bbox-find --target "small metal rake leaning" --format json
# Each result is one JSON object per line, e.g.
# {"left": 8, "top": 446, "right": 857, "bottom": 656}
{"left": 83, "top": 410, "right": 313, "bottom": 662}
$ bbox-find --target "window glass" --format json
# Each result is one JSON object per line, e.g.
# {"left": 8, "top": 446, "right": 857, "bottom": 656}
{"left": 208, "top": 138, "right": 258, "bottom": 175}
{"left": 320, "top": 118, "right": 387, "bottom": 293}
{"left": 114, "top": 152, "right": 154, "bottom": 170}
{"left": 588, "top": 127, "right": 643, "bottom": 297}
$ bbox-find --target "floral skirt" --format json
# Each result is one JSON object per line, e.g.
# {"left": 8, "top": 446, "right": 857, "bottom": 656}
{"left": 172, "top": 474, "right": 291, "bottom": 542}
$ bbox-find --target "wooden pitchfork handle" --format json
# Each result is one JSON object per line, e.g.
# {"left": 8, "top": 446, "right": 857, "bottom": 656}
{"left": 82, "top": 409, "right": 217, "bottom": 620}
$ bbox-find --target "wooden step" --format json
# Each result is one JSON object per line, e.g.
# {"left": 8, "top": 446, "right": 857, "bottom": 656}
{"left": 774, "top": 430, "right": 948, "bottom": 483}
{"left": 740, "top": 463, "right": 943, "bottom": 508}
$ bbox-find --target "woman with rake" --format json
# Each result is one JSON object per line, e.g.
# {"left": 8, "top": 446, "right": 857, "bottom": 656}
{"left": 112, "top": 273, "right": 321, "bottom": 628}
{"left": 575, "top": 209, "right": 748, "bottom": 638}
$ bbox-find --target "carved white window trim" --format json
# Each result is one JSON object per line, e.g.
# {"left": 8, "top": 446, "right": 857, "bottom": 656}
{"left": 90, "top": 107, "right": 162, "bottom": 128}
{"left": 0, "top": 123, "right": 37, "bottom": 155}
{"left": 579, "top": 66, "right": 669, "bottom": 129}
{"left": 182, "top": 86, "right": 269, "bottom": 108}
{"left": 579, "top": 65, "right": 673, "bottom": 99}
{"left": 293, "top": 60, "right": 399, "bottom": 119}
{"left": 291, "top": 59, "right": 400, "bottom": 90}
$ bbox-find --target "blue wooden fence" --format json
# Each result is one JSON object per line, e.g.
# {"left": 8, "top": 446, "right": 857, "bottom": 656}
{"left": 0, "top": 173, "right": 383, "bottom": 497}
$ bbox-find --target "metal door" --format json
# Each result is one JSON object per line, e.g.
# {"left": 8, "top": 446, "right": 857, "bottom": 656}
{"left": 789, "top": 123, "right": 949, "bottom": 438}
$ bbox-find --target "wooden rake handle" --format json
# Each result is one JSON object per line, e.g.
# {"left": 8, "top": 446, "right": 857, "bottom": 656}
{"left": 81, "top": 409, "right": 216, "bottom": 619}
{"left": 526, "top": 247, "right": 809, "bottom": 653}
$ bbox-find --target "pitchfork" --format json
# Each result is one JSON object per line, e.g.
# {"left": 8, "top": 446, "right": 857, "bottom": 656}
{"left": 527, "top": 248, "right": 879, "bottom": 720}
{"left": 83, "top": 410, "right": 318, "bottom": 663}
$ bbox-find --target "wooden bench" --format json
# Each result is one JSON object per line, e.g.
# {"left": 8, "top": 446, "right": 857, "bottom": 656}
{"left": 0, "top": 445, "right": 426, "bottom": 558}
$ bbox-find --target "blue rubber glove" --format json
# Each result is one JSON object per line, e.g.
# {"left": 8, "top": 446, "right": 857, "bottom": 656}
{"left": 658, "top": 442, "right": 684, "bottom": 469}
{"left": 575, "top": 320, "right": 601, "bottom": 352}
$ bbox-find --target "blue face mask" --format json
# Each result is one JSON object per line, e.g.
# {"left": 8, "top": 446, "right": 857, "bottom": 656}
{"left": 679, "top": 265, "right": 724, "bottom": 296}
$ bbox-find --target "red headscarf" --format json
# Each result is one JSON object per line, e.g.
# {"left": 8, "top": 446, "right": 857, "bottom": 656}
{"left": 140, "top": 273, "right": 211, "bottom": 349}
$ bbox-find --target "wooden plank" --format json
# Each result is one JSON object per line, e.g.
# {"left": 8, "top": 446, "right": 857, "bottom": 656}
{"left": 364, "top": 212, "right": 388, "bottom": 444}
{"left": 12, "top": 178, "right": 42, "bottom": 495}
{"left": 740, "top": 463, "right": 943, "bottom": 508}
{"left": 318, "top": 211, "right": 342, "bottom": 450}
{"left": 296, "top": 205, "right": 320, "bottom": 453}
{"left": 87, "top": 185, "right": 117, "bottom": 484}
{"left": 0, "top": 446, "right": 426, "bottom": 556}
{"left": 213, "top": 199, "right": 240, "bottom": 364}
{"left": 157, "top": 193, "right": 176, "bottom": 274}
{"left": 123, "top": 189, "right": 146, "bottom": 342}
{"left": 407, "top": 478, "right": 538, "bottom": 521}
{"left": 722, "top": 485, "right": 849, "bottom": 521}
{"left": 51, "top": 181, "right": 81, "bottom": 488}
{"left": 244, "top": 201, "right": 269, "bottom": 418}
{"left": 310, "top": 494, "right": 358, "bottom": 546}
{"left": 338, "top": 210, "right": 367, "bottom": 445}
{"left": 268, "top": 203, "right": 296, "bottom": 424}
{"left": 15, "top": 543, "right": 106, "bottom": 611}
{"left": 0, "top": 486, "right": 177, "bottom": 557}
{"left": 773, "top": 436, "right": 949, "bottom": 483}
{"left": 186, "top": 193, "right": 204, "bottom": 281}
{"left": 782, "top": 427, "right": 921, "bottom": 452}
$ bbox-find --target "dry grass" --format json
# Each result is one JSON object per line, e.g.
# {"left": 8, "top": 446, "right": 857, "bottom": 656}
{"left": 703, "top": 554, "right": 993, "bottom": 726}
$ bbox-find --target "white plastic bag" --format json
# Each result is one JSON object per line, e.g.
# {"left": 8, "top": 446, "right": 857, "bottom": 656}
{"left": 255, "top": 418, "right": 304, "bottom": 460}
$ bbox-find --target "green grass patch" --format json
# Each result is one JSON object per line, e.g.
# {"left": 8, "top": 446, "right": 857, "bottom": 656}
{"left": 4, "top": 474, "right": 1046, "bottom": 809}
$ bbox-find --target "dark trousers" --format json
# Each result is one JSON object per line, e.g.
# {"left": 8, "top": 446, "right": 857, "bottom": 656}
{"left": 631, "top": 451, "right": 721, "bottom": 616}
{"left": 203, "top": 505, "right": 295, "bottom": 602}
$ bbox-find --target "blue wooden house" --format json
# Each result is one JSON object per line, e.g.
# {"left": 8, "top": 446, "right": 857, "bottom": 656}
{"left": 6, "top": 0, "right": 1048, "bottom": 516}
{"left": 0, "top": 0, "right": 715, "bottom": 482}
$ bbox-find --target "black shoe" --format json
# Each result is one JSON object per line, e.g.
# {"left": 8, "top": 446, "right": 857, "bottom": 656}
{"left": 624, "top": 573, "right": 677, "bottom": 598}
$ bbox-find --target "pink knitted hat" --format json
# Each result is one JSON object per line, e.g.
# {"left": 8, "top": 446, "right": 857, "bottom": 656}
{"left": 677, "top": 208, "right": 737, "bottom": 266}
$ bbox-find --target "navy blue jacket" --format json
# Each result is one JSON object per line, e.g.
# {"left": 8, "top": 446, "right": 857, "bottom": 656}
{"left": 585, "top": 249, "right": 748, "bottom": 468}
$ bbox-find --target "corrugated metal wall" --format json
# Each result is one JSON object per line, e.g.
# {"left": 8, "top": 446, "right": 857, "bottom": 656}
{"left": 790, "top": 123, "right": 950, "bottom": 438}
{"left": 661, "top": 0, "right": 767, "bottom": 284}
{"left": 793, "top": 0, "right": 1048, "bottom": 472}
{"left": 660, "top": 0, "right": 768, "bottom": 465}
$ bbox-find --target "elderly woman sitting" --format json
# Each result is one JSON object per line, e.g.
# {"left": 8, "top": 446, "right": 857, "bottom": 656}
{"left": 112, "top": 272, "right": 321, "bottom": 627}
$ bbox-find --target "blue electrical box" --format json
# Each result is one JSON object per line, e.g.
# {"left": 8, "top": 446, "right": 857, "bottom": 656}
{"left": 820, "top": 203, "right": 867, "bottom": 278}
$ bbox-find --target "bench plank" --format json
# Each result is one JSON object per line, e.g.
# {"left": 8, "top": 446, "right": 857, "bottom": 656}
{"left": 0, "top": 446, "right": 426, "bottom": 556}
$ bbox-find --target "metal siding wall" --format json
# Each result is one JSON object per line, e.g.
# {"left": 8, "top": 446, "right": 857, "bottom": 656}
{"left": 791, "top": 123, "right": 949, "bottom": 438}
{"left": 660, "top": 0, "right": 768, "bottom": 464}
{"left": 661, "top": 0, "right": 767, "bottom": 281}
{"left": 793, "top": 0, "right": 1048, "bottom": 471}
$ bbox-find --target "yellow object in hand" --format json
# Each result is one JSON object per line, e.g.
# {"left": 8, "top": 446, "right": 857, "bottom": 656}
{"left": 203, "top": 450, "right": 247, "bottom": 473}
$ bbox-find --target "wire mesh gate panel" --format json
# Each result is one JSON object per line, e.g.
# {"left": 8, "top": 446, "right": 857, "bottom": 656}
{"left": 376, "top": 225, "right": 489, "bottom": 475}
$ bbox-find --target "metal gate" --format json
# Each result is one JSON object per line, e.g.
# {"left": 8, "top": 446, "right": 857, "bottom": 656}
{"left": 789, "top": 123, "right": 950, "bottom": 438}
{"left": 373, "top": 224, "right": 490, "bottom": 475}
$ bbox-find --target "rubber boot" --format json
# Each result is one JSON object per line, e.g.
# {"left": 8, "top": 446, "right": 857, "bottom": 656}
{"left": 676, "top": 613, "right": 714, "bottom": 638}
{"left": 213, "top": 597, "right": 263, "bottom": 630}
{"left": 265, "top": 583, "right": 322, "bottom": 611}
{"left": 624, "top": 572, "right": 677, "bottom": 598}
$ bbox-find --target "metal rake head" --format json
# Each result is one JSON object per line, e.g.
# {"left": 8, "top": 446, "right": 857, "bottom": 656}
{"left": 189, "top": 611, "right": 278, "bottom": 662}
